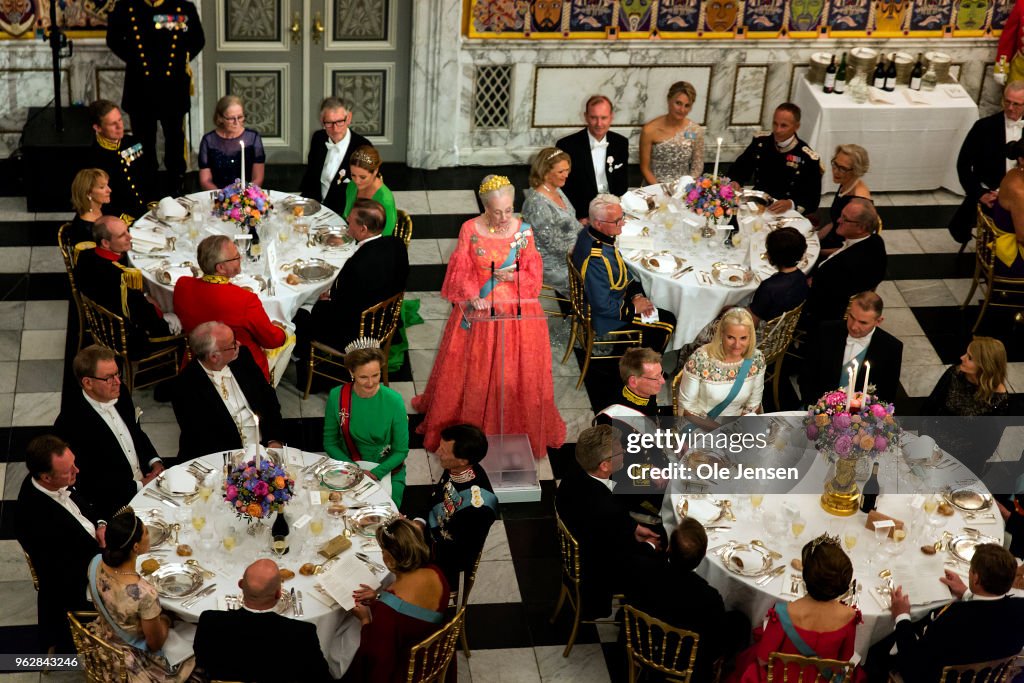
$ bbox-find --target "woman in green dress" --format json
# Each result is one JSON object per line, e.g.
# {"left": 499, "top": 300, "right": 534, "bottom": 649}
{"left": 324, "top": 347, "right": 409, "bottom": 504}
{"left": 343, "top": 145, "right": 397, "bottom": 236}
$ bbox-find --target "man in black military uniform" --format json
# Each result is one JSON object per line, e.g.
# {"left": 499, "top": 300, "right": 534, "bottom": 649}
{"left": 416, "top": 424, "right": 497, "bottom": 587}
{"left": 728, "top": 102, "right": 824, "bottom": 216}
{"left": 106, "top": 0, "right": 204, "bottom": 191}
{"left": 87, "top": 100, "right": 154, "bottom": 223}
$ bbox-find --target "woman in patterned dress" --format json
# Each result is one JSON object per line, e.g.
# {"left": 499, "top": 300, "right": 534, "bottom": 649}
{"left": 640, "top": 81, "right": 706, "bottom": 185}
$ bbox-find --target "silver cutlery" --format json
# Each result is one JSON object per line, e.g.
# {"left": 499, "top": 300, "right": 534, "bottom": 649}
{"left": 671, "top": 266, "right": 694, "bottom": 280}
{"left": 303, "top": 456, "right": 329, "bottom": 473}
{"left": 296, "top": 591, "right": 304, "bottom": 617}
{"left": 756, "top": 566, "right": 786, "bottom": 586}
{"left": 225, "top": 595, "right": 241, "bottom": 610}
{"left": 143, "top": 490, "right": 178, "bottom": 508}
{"left": 710, "top": 541, "right": 736, "bottom": 557}
{"left": 189, "top": 460, "right": 214, "bottom": 473}
{"left": 751, "top": 539, "right": 783, "bottom": 560}
{"left": 182, "top": 584, "right": 217, "bottom": 608}
{"left": 291, "top": 587, "right": 298, "bottom": 616}
{"left": 355, "top": 552, "right": 387, "bottom": 573}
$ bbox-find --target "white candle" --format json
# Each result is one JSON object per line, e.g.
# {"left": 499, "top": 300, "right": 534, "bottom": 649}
{"left": 846, "top": 367, "right": 854, "bottom": 408}
{"left": 253, "top": 412, "right": 261, "bottom": 467}
{"left": 239, "top": 140, "right": 246, "bottom": 188}
{"left": 861, "top": 360, "right": 871, "bottom": 395}
{"left": 713, "top": 137, "right": 723, "bottom": 179}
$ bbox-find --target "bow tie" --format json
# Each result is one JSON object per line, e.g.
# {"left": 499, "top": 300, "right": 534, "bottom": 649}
{"left": 1010, "top": 120, "right": 1024, "bottom": 130}
{"left": 325, "top": 139, "right": 340, "bottom": 150}
{"left": 57, "top": 487, "right": 71, "bottom": 501}
{"left": 591, "top": 140, "right": 609, "bottom": 149}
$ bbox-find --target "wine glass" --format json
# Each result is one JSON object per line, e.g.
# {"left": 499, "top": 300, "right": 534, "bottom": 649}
{"left": 843, "top": 525, "right": 859, "bottom": 553}
{"left": 764, "top": 511, "right": 788, "bottom": 544}
{"left": 791, "top": 516, "right": 807, "bottom": 544}
{"left": 191, "top": 509, "right": 207, "bottom": 535}
{"left": 197, "top": 476, "right": 214, "bottom": 505}
{"left": 272, "top": 534, "right": 289, "bottom": 558}
{"left": 870, "top": 523, "right": 891, "bottom": 565}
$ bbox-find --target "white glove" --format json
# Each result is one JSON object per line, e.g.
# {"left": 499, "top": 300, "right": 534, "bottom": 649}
{"left": 163, "top": 312, "right": 183, "bottom": 335}
{"left": 995, "top": 72, "right": 1008, "bottom": 86}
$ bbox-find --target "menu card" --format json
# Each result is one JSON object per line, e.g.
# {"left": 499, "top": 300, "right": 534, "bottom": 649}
{"left": 316, "top": 551, "right": 379, "bottom": 611}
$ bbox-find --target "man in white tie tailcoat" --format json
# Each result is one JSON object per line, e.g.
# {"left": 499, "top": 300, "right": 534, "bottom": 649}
{"left": 299, "top": 96, "right": 374, "bottom": 215}
{"left": 557, "top": 94, "right": 630, "bottom": 221}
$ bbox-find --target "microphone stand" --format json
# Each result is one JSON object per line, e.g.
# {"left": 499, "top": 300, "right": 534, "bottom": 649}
{"left": 46, "top": 0, "right": 71, "bottom": 131}
{"left": 515, "top": 256, "right": 522, "bottom": 318}
{"left": 490, "top": 261, "right": 496, "bottom": 318}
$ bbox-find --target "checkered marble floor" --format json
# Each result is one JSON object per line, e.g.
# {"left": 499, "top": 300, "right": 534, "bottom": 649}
{"left": 0, "top": 168, "right": 1021, "bottom": 682}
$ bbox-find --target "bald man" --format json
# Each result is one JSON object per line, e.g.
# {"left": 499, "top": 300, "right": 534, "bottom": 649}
{"left": 194, "top": 559, "right": 334, "bottom": 681}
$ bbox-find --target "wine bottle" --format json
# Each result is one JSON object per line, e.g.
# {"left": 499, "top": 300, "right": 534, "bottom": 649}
{"left": 834, "top": 53, "right": 847, "bottom": 94}
{"left": 883, "top": 53, "right": 897, "bottom": 92}
{"left": 872, "top": 57, "right": 886, "bottom": 89}
{"left": 860, "top": 462, "right": 881, "bottom": 513}
{"left": 824, "top": 55, "right": 837, "bottom": 94}
{"left": 910, "top": 53, "right": 923, "bottom": 91}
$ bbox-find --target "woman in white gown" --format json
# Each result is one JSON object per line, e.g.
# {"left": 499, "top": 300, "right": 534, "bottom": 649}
{"left": 678, "top": 307, "right": 765, "bottom": 431}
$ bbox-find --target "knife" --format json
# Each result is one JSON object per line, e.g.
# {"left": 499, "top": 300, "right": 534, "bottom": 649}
{"left": 296, "top": 591, "right": 304, "bottom": 617}
{"left": 756, "top": 566, "right": 787, "bottom": 586}
{"left": 672, "top": 266, "right": 694, "bottom": 280}
{"left": 143, "top": 490, "right": 178, "bottom": 508}
{"left": 182, "top": 584, "right": 217, "bottom": 608}
{"left": 290, "top": 587, "right": 298, "bottom": 616}
{"left": 150, "top": 488, "right": 181, "bottom": 506}
{"left": 703, "top": 525, "right": 732, "bottom": 531}
{"left": 355, "top": 552, "right": 387, "bottom": 573}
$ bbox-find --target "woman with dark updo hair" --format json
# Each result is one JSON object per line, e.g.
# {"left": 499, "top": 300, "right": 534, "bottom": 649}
{"left": 727, "top": 534, "right": 864, "bottom": 682}
{"left": 87, "top": 507, "right": 195, "bottom": 682}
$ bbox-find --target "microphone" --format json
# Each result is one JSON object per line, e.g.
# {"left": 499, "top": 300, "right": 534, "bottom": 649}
{"left": 515, "top": 256, "right": 522, "bottom": 317}
{"left": 490, "top": 261, "right": 496, "bottom": 318}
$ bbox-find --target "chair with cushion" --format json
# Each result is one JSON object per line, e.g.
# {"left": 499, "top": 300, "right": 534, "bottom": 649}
{"left": 304, "top": 291, "right": 404, "bottom": 398}
{"left": 405, "top": 607, "right": 465, "bottom": 683}
{"left": 394, "top": 209, "right": 414, "bottom": 247}
{"left": 758, "top": 302, "right": 804, "bottom": 410}
{"left": 961, "top": 205, "right": 1024, "bottom": 333}
{"left": 622, "top": 604, "right": 701, "bottom": 683}
{"left": 57, "top": 222, "right": 94, "bottom": 352}
{"left": 67, "top": 611, "right": 129, "bottom": 683}
{"left": 766, "top": 651, "right": 857, "bottom": 682}
{"left": 564, "top": 253, "right": 643, "bottom": 389}
{"left": 79, "top": 293, "right": 181, "bottom": 392}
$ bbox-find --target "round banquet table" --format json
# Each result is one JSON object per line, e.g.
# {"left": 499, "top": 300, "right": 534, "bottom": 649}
{"left": 619, "top": 183, "right": 820, "bottom": 350}
{"left": 129, "top": 448, "right": 396, "bottom": 678}
{"left": 659, "top": 428, "right": 1005, "bottom": 661}
{"left": 127, "top": 190, "right": 353, "bottom": 324}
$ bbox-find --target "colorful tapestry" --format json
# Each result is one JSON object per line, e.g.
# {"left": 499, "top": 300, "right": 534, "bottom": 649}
{"left": 1, "top": 0, "right": 113, "bottom": 38}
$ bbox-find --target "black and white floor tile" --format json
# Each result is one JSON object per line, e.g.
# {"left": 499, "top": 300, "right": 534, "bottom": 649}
{"left": 0, "top": 166, "right": 1021, "bottom": 681}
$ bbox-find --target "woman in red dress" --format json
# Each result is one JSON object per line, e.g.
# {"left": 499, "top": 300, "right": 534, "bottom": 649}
{"left": 411, "top": 175, "right": 565, "bottom": 458}
{"left": 729, "top": 534, "right": 865, "bottom": 682}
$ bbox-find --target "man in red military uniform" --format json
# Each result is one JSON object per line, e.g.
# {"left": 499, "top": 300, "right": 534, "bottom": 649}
{"left": 173, "top": 235, "right": 286, "bottom": 382}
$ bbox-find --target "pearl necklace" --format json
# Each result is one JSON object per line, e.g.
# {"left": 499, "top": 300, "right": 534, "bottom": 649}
{"left": 541, "top": 184, "right": 555, "bottom": 194}
{"left": 108, "top": 566, "right": 139, "bottom": 577}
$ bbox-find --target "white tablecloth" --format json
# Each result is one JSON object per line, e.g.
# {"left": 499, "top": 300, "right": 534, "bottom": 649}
{"left": 659, "top": 430, "right": 1005, "bottom": 660}
{"left": 792, "top": 77, "right": 979, "bottom": 193}
{"left": 130, "top": 449, "right": 396, "bottom": 678}
{"left": 620, "top": 185, "right": 819, "bottom": 349}
{"left": 128, "top": 190, "right": 353, "bottom": 323}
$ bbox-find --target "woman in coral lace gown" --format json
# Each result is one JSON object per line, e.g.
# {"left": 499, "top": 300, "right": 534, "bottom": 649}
{"left": 411, "top": 175, "right": 565, "bottom": 458}
{"left": 728, "top": 535, "right": 865, "bottom": 683}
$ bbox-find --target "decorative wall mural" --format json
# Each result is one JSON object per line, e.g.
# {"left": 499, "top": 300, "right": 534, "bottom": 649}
{"left": 465, "top": 0, "right": 1010, "bottom": 37}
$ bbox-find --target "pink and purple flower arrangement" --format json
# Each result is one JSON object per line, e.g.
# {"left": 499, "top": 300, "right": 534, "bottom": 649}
{"left": 225, "top": 459, "right": 294, "bottom": 522}
{"left": 803, "top": 390, "right": 900, "bottom": 459}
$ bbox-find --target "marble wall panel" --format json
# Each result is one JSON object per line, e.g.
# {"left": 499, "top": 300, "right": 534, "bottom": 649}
{"left": 0, "top": 68, "right": 70, "bottom": 132}
{"left": 732, "top": 65, "right": 769, "bottom": 126}
{"left": 94, "top": 67, "right": 124, "bottom": 105}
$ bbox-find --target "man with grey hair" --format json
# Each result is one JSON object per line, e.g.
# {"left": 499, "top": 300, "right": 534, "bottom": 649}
{"left": 554, "top": 425, "right": 661, "bottom": 619}
{"left": 299, "top": 96, "right": 374, "bottom": 214}
{"left": 570, "top": 194, "right": 676, "bottom": 353}
{"left": 173, "top": 234, "right": 287, "bottom": 383}
{"left": 950, "top": 80, "right": 1024, "bottom": 246}
{"left": 194, "top": 559, "right": 333, "bottom": 681}
{"left": 171, "top": 321, "right": 283, "bottom": 459}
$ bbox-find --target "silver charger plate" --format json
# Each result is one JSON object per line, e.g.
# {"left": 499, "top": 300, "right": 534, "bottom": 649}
{"left": 156, "top": 263, "right": 200, "bottom": 284}
{"left": 351, "top": 506, "right": 398, "bottom": 537}
{"left": 320, "top": 462, "right": 365, "bottom": 491}
{"left": 156, "top": 471, "right": 199, "bottom": 497}
{"left": 281, "top": 197, "right": 322, "bottom": 216}
{"left": 138, "top": 509, "right": 171, "bottom": 547}
{"left": 712, "top": 263, "right": 753, "bottom": 287}
{"left": 721, "top": 544, "right": 773, "bottom": 577}
{"left": 944, "top": 488, "right": 992, "bottom": 512}
{"left": 149, "top": 563, "right": 205, "bottom": 598}
{"left": 676, "top": 496, "right": 727, "bottom": 526}
{"left": 288, "top": 259, "right": 336, "bottom": 282}
{"left": 949, "top": 533, "right": 1000, "bottom": 564}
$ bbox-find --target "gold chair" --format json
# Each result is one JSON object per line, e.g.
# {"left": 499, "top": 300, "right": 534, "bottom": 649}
{"left": 395, "top": 209, "right": 414, "bottom": 247}
{"left": 405, "top": 607, "right": 465, "bottom": 683}
{"left": 304, "top": 291, "right": 404, "bottom": 398}
{"left": 79, "top": 293, "right": 182, "bottom": 392}
{"left": 455, "top": 550, "right": 484, "bottom": 658}
{"left": 765, "top": 651, "right": 857, "bottom": 682}
{"left": 622, "top": 604, "right": 700, "bottom": 683}
{"left": 23, "top": 550, "right": 39, "bottom": 591}
{"left": 938, "top": 654, "right": 1024, "bottom": 683}
{"left": 758, "top": 303, "right": 804, "bottom": 410}
{"left": 961, "top": 205, "right": 1024, "bottom": 333}
{"left": 67, "top": 611, "right": 129, "bottom": 683}
{"left": 540, "top": 283, "right": 572, "bottom": 320}
{"left": 563, "top": 253, "right": 643, "bottom": 389}
{"left": 672, "top": 368, "right": 684, "bottom": 416}
{"left": 57, "top": 223, "right": 94, "bottom": 352}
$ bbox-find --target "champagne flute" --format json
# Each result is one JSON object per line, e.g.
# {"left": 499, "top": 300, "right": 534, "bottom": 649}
{"left": 923, "top": 496, "right": 938, "bottom": 515}
{"left": 843, "top": 527, "right": 859, "bottom": 552}
{"left": 197, "top": 478, "right": 214, "bottom": 504}
{"left": 791, "top": 517, "right": 806, "bottom": 542}
{"left": 272, "top": 534, "right": 289, "bottom": 558}
{"left": 309, "top": 515, "right": 325, "bottom": 538}
{"left": 749, "top": 493, "right": 765, "bottom": 510}
{"left": 191, "top": 510, "right": 207, "bottom": 533}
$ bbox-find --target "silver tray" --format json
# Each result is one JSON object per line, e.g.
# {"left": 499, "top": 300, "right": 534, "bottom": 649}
{"left": 320, "top": 462, "right": 365, "bottom": 491}
{"left": 350, "top": 506, "right": 398, "bottom": 537}
{"left": 156, "top": 262, "right": 200, "bottom": 284}
{"left": 944, "top": 488, "right": 992, "bottom": 512}
{"left": 233, "top": 274, "right": 267, "bottom": 294}
{"left": 285, "top": 259, "right": 336, "bottom": 283}
{"left": 712, "top": 262, "right": 753, "bottom": 287}
{"left": 641, "top": 252, "right": 685, "bottom": 274}
{"left": 949, "top": 533, "right": 1000, "bottom": 564}
{"left": 675, "top": 496, "right": 727, "bottom": 526}
{"left": 281, "top": 197, "right": 322, "bottom": 217}
{"left": 156, "top": 471, "right": 199, "bottom": 497}
{"left": 312, "top": 227, "right": 353, "bottom": 248}
{"left": 149, "top": 563, "right": 205, "bottom": 598}
{"left": 721, "top": 544, "right": 773, "bottom": 577}
{"left": 138, "top": 509, "right": 171, "bottom": 547}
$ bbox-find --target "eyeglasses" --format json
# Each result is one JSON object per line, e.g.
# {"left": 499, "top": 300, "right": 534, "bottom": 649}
{"left": 87, "top": 372, "right": 121, "bottom": 384}
{"left": 640, "top": 374, "right": 666, "bottom": 382}
{"left": 1004, "top": 98, "right": 1024, "bottom": 109}
{"left": 222, "top": 115, "right": 245, "bottom": 123}
{"left": 216, "top": 342, "right": 239, "bottom": 353}
{"left": 830, "top": 159, "right": 853, "bottom": 173}
{"left": 603, "top": 449, "right": 626, "bottom": 462}
{"left": 218, "top": 256, "right": 241, "bottom": 265}
{"left": 598, "top": 215, "right": 625, "bottom": 226}
{"left": 322, "top": 117, "right": 349, "bottom": 128}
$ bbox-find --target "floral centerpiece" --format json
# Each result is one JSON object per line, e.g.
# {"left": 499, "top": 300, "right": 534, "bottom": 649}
{"left": 225, "top": 459, "right": 294, "bottom": 522}
{"left": 804, "top": 389, "right": 901, "bottom": 516}
{"left": 213, "top": 180, "right": 273, "bottom": 233}
{"left": 683, "top": 173, "right": 738, "bottom": 228}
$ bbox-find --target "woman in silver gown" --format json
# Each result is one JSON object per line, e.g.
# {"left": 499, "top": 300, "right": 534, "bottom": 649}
{"left": 639, "top": 81, "right": 705, "bottom": 185}
{"left": 521, "top": 146, "right": 582, "bottom": 296}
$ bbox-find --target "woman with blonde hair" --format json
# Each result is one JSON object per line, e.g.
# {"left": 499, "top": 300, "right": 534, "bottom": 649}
{"left": 198, "top": 95, "right": 265, "bottom": 189}
{"left": 69, "top": 168, "right": 111, "bottom": 245}
{"left": 639, "top": 81, "right": 705, "bottom": 185}
{"left": 816, "top": 143, "right": 872, "bottom": 255}
{"left": 521, "top": 146, "right": 580, "bottom": 294}
{"left": 342, "top": 145, "right": 397, "bottom": 236}
{"left": 678, "top": 307, "right": 765, "bottom": 430}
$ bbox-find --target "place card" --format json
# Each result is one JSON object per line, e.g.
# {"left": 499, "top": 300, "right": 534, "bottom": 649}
{"left": 291, "top": 513, "right": 312, "bottom": 530}
{"left": 309, "top": 490, "right": 322, "bottom": 506}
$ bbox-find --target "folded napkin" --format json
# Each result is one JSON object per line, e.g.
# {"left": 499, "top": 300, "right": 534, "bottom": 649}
{"left": 160, "top": 266, "right": 194, "bottom": 286}
{"left": 944, "top": 85, "right": 968, "bottom": 99}
{"left": 671, "top": 176, "right": 694, "bottom": 200}
{"left": 904, "top": 434, "right": 937, "bottom": 461}
{"left": 867, "top": 88, "right": 895, "bottom": 105}
{"left": 231, "top": 274, "right": 263, "bottom": 293}
{"left": 162, "top": 468, "right": 196, "bottom": 494}
{"left": 618, "top": 235, "right": 654, "bottom": 251}
{"left": 621, "top": 192, "right": 650, "bottom": 215}
{"left": 902, "top": 90, "right": 930, "bottom": 106}
{"left": 131, "top": 227, "right": 167, "bottom": 253}
{"left": 157, "top": 196, "right": 188, "bottom": 220}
